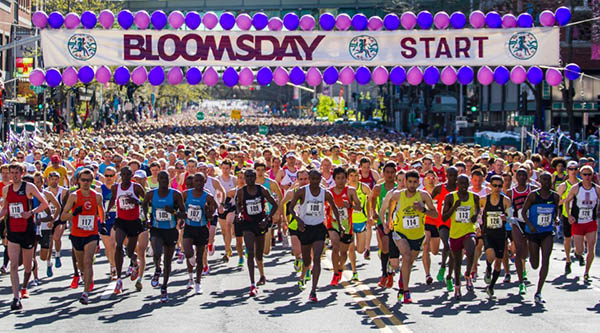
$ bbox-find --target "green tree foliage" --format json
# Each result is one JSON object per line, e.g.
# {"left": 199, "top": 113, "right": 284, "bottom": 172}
{"left": 42, "top": 0, "right": 123, "bottom": 15}
{"left": 316, "top": 95, "right": 337, "bottom": 121}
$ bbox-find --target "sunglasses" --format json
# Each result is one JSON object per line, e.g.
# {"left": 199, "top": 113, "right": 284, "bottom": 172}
{"left": 582, "top": 173, "right": 593, "bottom": 177}
{"left": 80, "top": 178, "right": 93, "bottom": 183}
{"left": 491, "top": 184, "right": 502, "bottom": 188}
{"left": 105, "top": 174, "right": 116, "bottom": 177}
{"left": 568, "top": 168, "right": 578, "bottom": 171}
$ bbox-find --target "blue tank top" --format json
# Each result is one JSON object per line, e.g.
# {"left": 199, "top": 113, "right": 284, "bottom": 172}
{"left": 151, "top": 189, "right": 176, "bottom": 229}
{"left": 526, "top": 191, "right": 556, "bottom": 234}
{"left": 262, "top": 178, "right": 273, "bottom": 214}
{"left": 185, "top": 190, "right": 208, "bottom": 227}
{"left": 101, "top": 184, "right": 116, "bottom": 223}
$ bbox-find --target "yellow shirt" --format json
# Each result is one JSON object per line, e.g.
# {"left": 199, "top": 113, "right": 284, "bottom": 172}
{"left": 43, "top": 165, "right": 68, "bottom": 187}
{"left": 391, "top": 190, "right": 425, "bottom": 240}
{"left": 449, "top": 192, "right": 477, "bottom": 239}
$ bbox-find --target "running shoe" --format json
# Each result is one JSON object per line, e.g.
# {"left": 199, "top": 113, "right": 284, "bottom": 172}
{"left": 584, "top": 273, "right": 591, "bottom": 284}
{"left": 257, "top": 276, "right": 267, "bottom": 286}
{"left": 519, "top": 283, "right": 527, "bottom": 295}
{"left": 436, "top": 267, "right": 446, "bottom": 283}
{"left": 237, "top": 257, "right": 244, "bottom": 268}
{"left": 202, "top": 265, "right": 210, "bottom": 276}
{"left": 79, "top": 293, "right": 89, "bottom": 305}
{"left": 221, "top": 253, "right": 230, "bottom": 263}
{"left": 187, "top": 278, "right": 194, "bottom": 290}
{"left": 114, "top": 279, "right": 123, "bottom": 294}
{"left": 126, "top": 264, "right": 134, "bottom": 277}
{"left": 135, "top": 279, "right": 143, "bottom": 292}
{"left": 470, "top": 272, "right": 478, "bottom": 283}
{"left": 30, "top": 279, "right": 39, "bottom": 287}
{"left": 378, "top": 276, "right": 387, "bottom": 288}
{"left": 351, "top": 272, "right": 359, "bottom": 282}
{"left": 466, "top": 276, "right": 474, "bottom": 292}
{"left": 207, "top": 243, "right": 215, "bottom": 256}
{"left": 397, "top": 290, "right": 403, "bottom": 302}
{"left": 130, "top": 263, "right": 140, "bottom": 281}
{"left": 426, "top": 274, "right": 433, "bottom": 285}
{"left": 47, "top": 266, "right": 53, "bottom": 278}
{"left": 446, "top": 277, "right": 454, "bottom": 292}
{"left": 177, "top": 252, "right": 184, "bottom": 264}
{"left": 151, "top": 270, "right": 160, "bottom": 288}
{"left": 294, "top": 259, "right": 302, "bottom": 273}
{"left": 330, "top": 273, "right": 339, "bottom": 286}
{"left": 1, "top": 265, "right": 8, "bottom": 275}
{"left": 249, "top": 285, "right": 258, "bottom": 297}
{"left": 11, "top": 298, "right": 22, "bottom": 311}
{"left": 565, "top": 262, "right": 572, "bottom": 275}
{"left": 309, "top": 292, "right": 318, "bottom": 303}
{"left": 298, "top": 279, "right": 305, "bottom": 290}
{"left": 364, "top": 249, "right": 371, "bottom": 260}
{"left": 55, "top": 257, "right": 62, "bottom": 268}
{"left": 534, "top": 292, "right": 545, "bottom": 304}
{"left": 305, "top": 269, "right": 311, "bottom": 281}
{"left": 386, "top": 274, "right": 394, "bottom": 289}
{"left": 160, "top": 288, "right": 168, "bottom": 303}
{"left": 194, "top": 283, "right": 203, "bottom": 295}
{"left": 454, "top": 288, "right": 461, "bottom": 301}
{"left": 20, "top": 288, "right": 29, "bottom": 299}
{"left": 577, "top": 254, "right": 585, "bottom": 267}
{"left": 70, "top": 275, "right": 80, "bottom": 289}
{"left": 503, "top": 274, "right": 511, "bottom": 284}
{"left": 402, "top": 291, "right": 412, "bottom": 304}
{"left": 485, "top": 286, "right": 494, "bottom": 298}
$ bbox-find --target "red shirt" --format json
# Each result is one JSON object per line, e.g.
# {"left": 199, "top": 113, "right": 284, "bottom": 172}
{"left": 6, "top": 182, "right": 31, "bottom": 232}
{"left": 72, "top": 189, "right": 99, "bottom": 237}
{"left": 433, "top": 166, "right": 446, "bottom": 183}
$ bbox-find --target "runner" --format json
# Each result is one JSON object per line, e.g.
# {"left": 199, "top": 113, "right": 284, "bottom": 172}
{"left": 281, "top": 169, "right": 310, "bottom": 277}
{"left": 217, "top": 159, "right": 236, "bottom": 263}
{"left": 46, "top": 171, "right": 66, "bottom": 273}
{"left": 254, "top": 160, "right": 282, "bottom": 254}
{"left": 421, "top": 169, "right": 440, "bottom": 285}
{"left": 556, "top": 161, "right": 580, "bottom": 274}
{"left": 358, "top": 157, "right": 378, "bottom": 261}
{"left": 100, "top": 166, "right": 117, "bottom": 280}
{"left": 133, "top": 170, "right": 150, "bottom": 291}
{"left": 32, "top": 172, "right": 61, "bottom": 278}
{"left": 347, "top": 167, "right": 371, "bottom": 281}
{"left": 469, "top": 168, "right": 490, "bottom": 281}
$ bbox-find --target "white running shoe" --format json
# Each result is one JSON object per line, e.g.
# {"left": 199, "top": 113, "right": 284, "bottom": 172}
{"left": 187, "top": 279, "right": 194, "bottom": 290}
{"left": 194, "top": 283, "right": 203, "bottom": 295}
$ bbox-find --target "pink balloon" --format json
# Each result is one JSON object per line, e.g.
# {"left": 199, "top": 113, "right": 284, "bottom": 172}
{"left": 134, "top": 11, "right": 150, "bottom": 29}
{"left": 268, "top": 17, "right": 283, "bottom": 31}
{"left": 62, "top": 67, "right": 78, "bottom": 86}
{"left": 167, "top": 67, "right": 183, "bottom": 85}
{"left": 546, "top": 68, "right": 562, "bottom": 86}
{"left": 469, "top": 10, "right": 485, "bottom": 28}
{"left": 273, "top": 67, "right": 289, "bottom": 86}
{"left": 510, "top": 66, "right": 527, "bottom": 84}
{"left": 203, "top": 67, "right": 218, "bottom": 86}
{"left": 539, "top": 10, "right": 555, "bottom": 27}
{"left": 401, "top": 12, "right": 417, "bottom": 29}
{"left": 64, "top": 13, "right": 80, "bottom": 29}
{"left": 95, "top": 66, "right": 111, "bottom": 83}
{"left": 168, "top": 10, "right": 185, "bottom": 29}
{"left": 306, "top": 67, "right": 322, "bottom": 86}
{"left": 368, "top": 16, "right": 384, "bottom": 31}
{"left": 131, "top": 66, "right": 147, "bottom": 85}
{"left": 98, "top": 10, "right": 114, "bottom": 29}
{"left": 299, "top": 15, "right": 315, "bottom": 31}
{"left": 406, "top": 66, "right": 423, "bottom": 85}
{"left": 372, "top": 66, "right": 389, "bottom": 85}
{"left": 336, "top": 13, "right": 352, "bottom": 31}
{"left": 238, "top": 68, "right": 254, "bottom": 86}
{"left": 440, "top": 66, "right": 457, "bottom": 85}
{"left": 502, "top": 14, "right": 517, "bottom": 28}
{"left": 29, "top": 69, "right": 45, "bottom": 86}
{"left": 339, "top": 66, "right": 355, "bottom": 85}
{"left": 236, "top": 13, "right": 252, "bottom": 31}
{"left": 203, "top": 11, "right": 218, "bottom": 29}
{"left": 477, "top": 66, "right": 494, "bottom": 85}
{"left": 433, "top": 11, "right": 450, "bottom": 29}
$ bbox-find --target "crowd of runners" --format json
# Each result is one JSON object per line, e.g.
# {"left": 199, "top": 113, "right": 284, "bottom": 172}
{"left": 0, "top": 112, "right": 597, "bottom": 310}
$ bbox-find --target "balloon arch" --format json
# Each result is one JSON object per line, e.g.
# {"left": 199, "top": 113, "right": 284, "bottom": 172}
{"left": 29, "top": 7, "right": 582, "bottom": 89}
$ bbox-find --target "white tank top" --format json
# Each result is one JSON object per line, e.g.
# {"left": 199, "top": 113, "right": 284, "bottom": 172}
{"left": 575, "top": 184, "right": 598, "bottom": 224}
{"left": 299, "top": 185, "right": 325, "bottom": 226}
{"left": 219, "top": 175, "right": 236, "bottom": 194}
{"left": 205, "top": 176, "right": 217, "bottom": 196}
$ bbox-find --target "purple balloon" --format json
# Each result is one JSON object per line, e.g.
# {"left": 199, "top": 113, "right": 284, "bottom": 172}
{"left": 306, "top": 67, "right": 322, "bottom": 86}
{"left": 186, "top": 67, "right": 202, "bottom": 85}
{"left": 167, "top": 67, "right": 183, "bottom": 85}
{"left": 457, "top": 66, "right": 474, "bottom": 85}
{"left": 469, "top": 10, "right": 485, "bottom": 28}
{"left": 273, "top": 67, "right": 289, "bottom": 86}
{"left": 151, "top": 10, "right": 167, "bottom": 30}
{"left": 29, "top": 69, "right": 45, "bottom": 86}
{"left": 114, "top": 66, "right": 130, "bottom": 85}
{"left": 368, "top": 16, "right": 384, "bottom": 31}
{"left": 289, "top": 66, "right": 305, "bottom": 85}
{"left": 78, "top": 66, "right": 94, "bottom": 84}
{"left": 355, "top": 66, "right": 371, "bottom": 85}
{"left": 339, "top": 66, "right": 355, "bottom": 85}
{"left": 486, "top": 11, "right": 502, "bottom": 28}
{"left": 131, "top": 66, "right": 148, "bottom": 85}
{"left": 236, "top": 13, "right": 252, "bottom": 31}
{"left": 64, "top": 13, "right": 80, "bottom": 29}
{"left": 401, "top": 12, "right": 417, "bottom": 30}
{"left": 299, "top": 15, "right": 316, "bottom": 31}
{"left": 510, "top": 66, "right": 527, "bottom": 84}
{"left": 323, "top": 66, "right": 339, "bottom": 85}
{"left": 546, "top": 68, "right": 563, "bottom": 86}
{"left": 477, "top": 66, "right": 494, "bottom": 85}
{"left": 203, "top": 67, "right": 219, "bottom": 86}
{"left": 390, "top": 66, "right": 406, "bottom": 85}
{"left": 117, "top": 10, "right": 134, "bottom": 29}
{"left": 565, "top": 63, "right": 581, "bottom": 80}
{"left": 95, "top": 66, "right": 111, "bottom": 84}
{"left": 555, "top": 6, "right": 571, "bottom": 26}
{"left": 148, "top": 66, "right": 165, "bottom": 86}
{"left": 134, "top": 11, "right": 150, "bottom": 29}
{"left": 494, "top": 66, "right": 510, "bottom": 85}
{"left": 372, "top": 66, "right": 389, "bottom": 85}
{"left": 220, "top": 12, "right": 236, "bottom": 30}
{"left": 81, "top": 11, "right": 97, "bottom": 29}
{"left": 527, "top": 66, "right": 543, "bottom": 85}
{"left": 502, "top": 14, "right": 517, "bottom": 28}
{"left": 284, "top": 13, "right": 299, "bottom": 30}
{"left": 406, "top": 67, "right": 423, "bottom": 85}
{"left": 185, "top": 11, "right": 201, "bottom": 30}
{"left": 336, "top": 13, "right": 352, "bottom": 31}
{"left": 319, "top": 12, "right": 336, "bottom": 31}
{"left": 417, "top": 11, "right": 433, "bottom": 29}
{"left": 168, "top": 10, "right": 185, "bottom": 29}
{"left": 48, "top": 12, "right": 64, "bottom": 29}
{"left": 440, "top": 66, "right": 457, "bottom": 85}
{"left": 517, "top": 13, "right": 533, "bottom": 27}
{"left": 253, "top": 12, "right": 269, "bottom": 30}
{"left": 222, "top": 67, "right": 239, "bottom": 87}
{"left": 450, "top": 11, "right": 466, "bottom": 29}
{"left": 423, "top": 66, "right": 440, "bottom": 85}
{"left": 98, "top": 10, "right": 114, "bottom": 29}
{"left": 383, "top": 13, "right": 400, "bottom": 30}
{"left": 433, "top": 11, "right": 450, "bottom": 29}
{"left": 32, "top": 11, "right": 48, "bottom": 29}
{"left": 268, "top": 17, "right": 283, "bottom": 31}
{"left": 352, "top": 14, "right": 368, "bottom": 30}
{"left": 45, "top": 68, "right": 62, "bottom": 87}
{"left": 238, "top": 68, "right": 254, "bottom": 86}
{"left": 203, "top": 11, "right": 219, "bottom": 30}
{"left": 257, "top": 67, "right": 273, "bottom": 86}
{"left": 539, "top": 10, "right": 555, "bottom": 27}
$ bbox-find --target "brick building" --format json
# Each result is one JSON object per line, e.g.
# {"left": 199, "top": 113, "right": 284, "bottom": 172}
{"left": 0, "top": 0, "right": 32, "bottom": 87}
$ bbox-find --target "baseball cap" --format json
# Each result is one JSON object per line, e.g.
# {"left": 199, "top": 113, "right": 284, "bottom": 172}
{"left": 51, "top": 154, "right": 60, "bottom": 163}
{"left": 83, "top": 158, "right": 92, "bottom": 165}
{"left": 26, "top": 164, "right": 36, "bottom": 173}
{"left": 481, "top": 153, "right": 490, "bottom": 159}
{"left": 311, "top": 148, "right": 318, "bottom": 155}
{"left": 567, "top": 161, "right": 578, "bottom": 168}
{"left": 177, "top": 144, "right": 185, "bottom": 151}
{"left": 133, "top": 170, "right": 147, "bottom": 179}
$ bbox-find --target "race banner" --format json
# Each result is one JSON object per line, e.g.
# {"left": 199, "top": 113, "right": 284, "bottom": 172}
{"left": 41, "top": 27, "right": 560, "bottom": 67}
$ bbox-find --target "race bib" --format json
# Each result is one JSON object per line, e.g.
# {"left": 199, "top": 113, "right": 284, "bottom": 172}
{"left": 537, "top": 213, "right": 552, "bottom": 227}
{"left": 155, "top": 209, "right": 172, "bottom": 222}
{"left": 78, "top": 215, "right": 94, "bottom": 231}
{"left": 486, "top": 212, "right": 503, "bottom": 229}
{"left": 246, "top": 198, "right": 262, "bottom": 215}
{"left": 37, "top": 211, "right": 48, "bottom": 220}
{"left": 338, "top": 207, "right": 349, "bottom": 221}
{"left": 9, "top": 203, "right": 24, "bottom": 218}
{"left": 118, "top": 196, "right": 135, "bottom": 210}
{"left": 187, "top": 205, "right": 203, "bottom": 222}
{"left": 456, "top": 206, "right": 471, "bottom": 223}
{"left": 578, "top": 208, "right": 593, "bottom": 222}
{"left": 307, "top": 201, "right": 323, "bottom": 217}
{"left": 49, "top": 204, "right": 58, "bottom": 217}
{"left": 403, "top": 215, "right": 419, "bottom": 229}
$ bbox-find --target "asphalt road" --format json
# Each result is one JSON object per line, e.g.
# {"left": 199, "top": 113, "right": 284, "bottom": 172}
{"left": 0, "top": 230, "right": 599, "bottom": 333}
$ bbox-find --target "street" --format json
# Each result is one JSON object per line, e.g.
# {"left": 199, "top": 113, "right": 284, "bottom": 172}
{"left": 0, "top": 231, "right": 598, "bottom": 333}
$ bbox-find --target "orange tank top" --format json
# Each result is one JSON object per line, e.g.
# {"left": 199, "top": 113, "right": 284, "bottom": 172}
{"left": 72, "top": 189, "right": 99, "bottom": 237}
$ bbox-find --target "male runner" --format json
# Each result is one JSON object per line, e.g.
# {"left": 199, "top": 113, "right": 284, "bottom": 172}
{"left": 556, "top": 161, "right": 580, "bottom": 274}
{"left": 347, "top": 167, "right": 371, "bottom": 281}
{"left": 100, "top": 166, "right": 117, "bottom": 280}
{"left": 46, "top": 171, "right": 66, "bottom": 271}
{"left": 371, "top": 162, "right": 397, "bottom": 288}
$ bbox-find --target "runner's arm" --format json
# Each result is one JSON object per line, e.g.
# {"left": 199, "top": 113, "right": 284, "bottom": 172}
{"left": 27, "top": 183, "right": 49, "bottom": 217}
{"left": 420, "top": 191, "right": 438, "bottom": 219}
{"left": 60, "top": 193, "right": 77, "bottom": 222}
{"left": 441, "top": 194, "right": 457, "bottom": 222}
{"left": 325, "top": 191, "right": 341, "bottom": 227}
{"left": 520, "top": 192, "right": 536, "bottom": 232}
{"left": 564, "top": 184, "right": 579, "bottom": 221}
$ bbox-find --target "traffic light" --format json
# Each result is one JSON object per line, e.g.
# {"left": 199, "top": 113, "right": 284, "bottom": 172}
{"left": 471, "top": 105, "right": 478, "bottom": 112}
{"left": 465, "top": 98, "right": 472, "bottom": 113}
{"left": 312, "top": 106, "right": 317, "bottom": 112}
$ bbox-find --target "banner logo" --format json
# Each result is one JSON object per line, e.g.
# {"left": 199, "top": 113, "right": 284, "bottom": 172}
{"left": 67, "top": 34, "right": 97, "bottom": 61}
{"left": 508, "top": 32, "right": 538, "bottom": 60}
{"left": 349, "top": 35, "right": 379, "bottom": 61}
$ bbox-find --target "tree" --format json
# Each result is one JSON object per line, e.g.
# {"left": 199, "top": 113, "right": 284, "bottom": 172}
{"left": 42, "top": 0, "right": 122, "bottom": 15}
